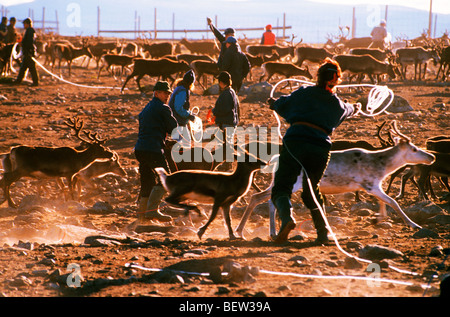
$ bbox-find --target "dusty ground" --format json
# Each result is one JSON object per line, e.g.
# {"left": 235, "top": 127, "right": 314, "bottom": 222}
{"left": 0, "top": 53, "right": 449, "bottom": 302}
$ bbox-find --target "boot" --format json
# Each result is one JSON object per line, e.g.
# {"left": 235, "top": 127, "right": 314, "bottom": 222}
{"left": 310, "top": 207, "right": 329, "bottom": 245}
{"left": 273, "top": 196, "right": 296, "bottom": 244}
{"left": 144, "top": 185, "right": 172, "bottom": 222}
{"left": 137, "top": 196, "right": 149, "bottom": 221}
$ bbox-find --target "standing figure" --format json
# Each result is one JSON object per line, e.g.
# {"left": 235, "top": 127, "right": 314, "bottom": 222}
{"left": 0, "top": 17, "right": 8, "bottom": 43}
{"left": 267, "top": 58, "right": 360, "bottom": 244}
{"left": 4, "top": 17, "right": 17, "bottom": 44}
{"left": 220, "top": 36, "right": 250, "bottom": 96}
{"left": 15, "top": 18, "right": 39, "bottom": 86}
{"left": 134, "top": 81, "right": 178, "bottom": 223}
{"left": 212, "top": 71, "right": 239, "bottom": 148}
{"left": 206, "top": 17, "right": 236, "bottom": 69}
{"left": 370, "top": 20, "right": 388, "bottom": 49}
{"left": 168, "top": 69, "right": 197, "bottom": 147}
{"left": 261, "top": 24, "right": 276, "bottom": 45}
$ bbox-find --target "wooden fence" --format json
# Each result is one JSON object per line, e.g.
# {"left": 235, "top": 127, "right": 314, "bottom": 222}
{"left": 97, "top": 7, "right": 292, "bottom": 41}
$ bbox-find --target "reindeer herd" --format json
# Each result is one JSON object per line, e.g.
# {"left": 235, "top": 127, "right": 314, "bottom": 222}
{"left": 0, "top": 29, "right": 449, "bottom": 241}
{"left": 1, "top": 29, "right": 449, "bottom": 89}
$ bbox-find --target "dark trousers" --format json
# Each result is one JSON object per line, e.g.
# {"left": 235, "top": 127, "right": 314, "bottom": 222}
{"left": 16, "top": 54, "right": 39, "bottom": 85}
{"left": 271, "top": 139, "right": 330, "bottom": 220}
{"left": 134, "top": 150, "right": 170, "bottom": 198}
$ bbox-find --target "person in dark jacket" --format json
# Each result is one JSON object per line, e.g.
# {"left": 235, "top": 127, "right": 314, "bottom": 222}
{"left": 212, "top": 71, "right": 239, "bottom": 149}
{"left": 206, "top": 17, "right": 235, "bottom": 69}
{"left": 267, "top": 58, "right": 360, "bottom": 244}
{"left": 14, "top": 18, "right": 39, "bottom": 86}
{"left": 168, "top": 69, "right": 197, "bottom": 147}
{"left": 220, "top": 36, "right": 250, "bottom": 97}
{"left": 135, "top": 81, "right": 178, "bottom": 222}
{"left": 0, "top": 17, "right": 7, "bottom": 43}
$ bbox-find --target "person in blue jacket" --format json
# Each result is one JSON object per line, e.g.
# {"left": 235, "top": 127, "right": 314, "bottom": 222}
{"left": 267, "top": 58, "right": 360, "bottom": 244}
{"left": 135, "top": 81, "right": 178, "bottom": 222}
{"left": 168, "top": 70, "right": 196, "bottom": 147}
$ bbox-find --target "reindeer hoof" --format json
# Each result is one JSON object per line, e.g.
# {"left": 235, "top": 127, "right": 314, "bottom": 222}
{"left": 197, "top": 228, "right": 206, "bottom": 240}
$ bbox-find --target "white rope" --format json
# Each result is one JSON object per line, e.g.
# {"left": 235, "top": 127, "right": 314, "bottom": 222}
{"left": 31, "top": 57, "right": 127, "bottom": 90}
{"left": 9, "top": 42, "right": 21, "bottom": 74}
{"left": 269, "top": 78, "right": 419, "bottom": 277}
{"left": 270, "top": 78, "right": 395, "bottom": 117}
{"left": 125, "top": 263, "right": 425, "bottom": 288}
{"left": 188, "top": 106, "right": 203, "bottom": 143}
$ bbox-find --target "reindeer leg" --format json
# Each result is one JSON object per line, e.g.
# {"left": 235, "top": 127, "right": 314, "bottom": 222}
{"left": 221, "top": 203, "right": 237, "bottom": 240}
{"left": 235, "top": 188, "right": 271, "bottom": 239}
{"left": 164, "top": 195, "right": 201, "bottom": 215}
{"left": 197, "top": 201, "right": 222, "bottom": 240}
{"left": 368, "top": 186, "right": 421, "bottom": 229}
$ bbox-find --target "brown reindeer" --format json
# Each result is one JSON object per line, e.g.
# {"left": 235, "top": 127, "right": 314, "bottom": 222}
{"left": 0, "top": 117, "right": 114, "bottom": 207}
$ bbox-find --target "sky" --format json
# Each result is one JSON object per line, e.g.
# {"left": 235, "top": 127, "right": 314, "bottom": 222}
{"left": 1, "top": 0, "right": 448, "bottom": 43}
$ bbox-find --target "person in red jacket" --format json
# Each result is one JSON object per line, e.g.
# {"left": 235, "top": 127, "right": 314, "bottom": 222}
{"left": 261, "top": 24, "right": 276, "bottom": 45}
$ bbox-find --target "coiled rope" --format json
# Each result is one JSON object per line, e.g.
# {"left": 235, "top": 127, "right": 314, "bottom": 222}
{"left": 269, "top": 78, "right": 419, "bottom": 277}
{"left": 188, "top": 106, "right": 203, "bottom": 143}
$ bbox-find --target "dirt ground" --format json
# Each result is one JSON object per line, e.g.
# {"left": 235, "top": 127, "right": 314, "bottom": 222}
{"left": 0, "top": 52, "right": 449, "bottom": 302}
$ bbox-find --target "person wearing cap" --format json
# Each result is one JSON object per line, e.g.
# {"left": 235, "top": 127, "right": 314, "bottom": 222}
{"left": 220, "top": 35, "right": 250, "bottom": 98}
{"left": 212, "top": 71, "right": 239, "bottom": 149}
{"left": 370, "top": 20, "right": 388, "bottom": 49}
{"left": 206, "top": 17, "right": 236, "bottom": 70}
{"left": 261, "top": 24, "right": 276, "bottom": 45}
{"left": 168, "top": 69, "right": 197, "bottom": 147}
{"left": 14, "top": 18, "right": 39, "bottom": 86}
{"left": 134, "top": 81, "right": 178, "bottom": 223}
{"left": 267, "top": 58, "right": 360, "bottom": 245}
{"left": 0, "top": 17, "right": 7, "bottom": 43}
{"left": 4, "top": 16, "right": 17, "bottom": 44}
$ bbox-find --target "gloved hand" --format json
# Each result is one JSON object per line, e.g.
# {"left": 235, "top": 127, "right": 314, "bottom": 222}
{"left": 188, "top": 114, "right": 196, "bottom": 122}
{"left": 267, "top": 97, "right": 276, "bottom": 110}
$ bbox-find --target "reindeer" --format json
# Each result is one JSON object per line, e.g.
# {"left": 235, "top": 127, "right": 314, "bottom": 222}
{"left": 121, "top": 58, "right": 191, "bottom": 93}
{"left": 155, "top": 149, "right": 268, "bottom": 240}
{"left": 71, "top": 152, "right": 127, "bottom": 199}
{"left": 395, "top": 46, "right": 440, "bottom": 81}
{"left": 0, "top": 117, "right": 114, "bottom": 208}
{"left": 235, "top": 121, "right": 435, "bottom": 239}
{"left": 53, "top": 39, "right": 93, "bottom": 77}
{"left": 259, "top": 61, "right": 312, "bottom": 85}
{"left": 97, "top": 54, "right": 136, "bottom": 80}
{"left": 179, "top": 38, "right": 219, "bottom": 57}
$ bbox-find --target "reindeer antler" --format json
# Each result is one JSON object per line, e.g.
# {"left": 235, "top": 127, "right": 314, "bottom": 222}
{"left": 389, "top": 120, "right": 411, "bottom": 142}
{"left": 65, "top": 117, "right": 106, "bottom": 144}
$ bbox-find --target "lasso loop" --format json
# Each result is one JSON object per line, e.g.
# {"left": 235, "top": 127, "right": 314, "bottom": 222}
{"left": 189, "top": 106, "right": 203, "bottom": 143}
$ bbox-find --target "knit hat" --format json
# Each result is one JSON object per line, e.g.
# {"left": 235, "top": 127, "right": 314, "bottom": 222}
{"left": 183, "top": 69, "right": 195, "bottom": 85}
{"left": 265, "top": 24, "right": 272, "bottom": 30}
{"left": 153, "top": 81, "right": 172, "bottom": 92}
{"left": 224, "top": 28, "right": 235, "bottom": 35}
{"left": 216, "top": 71, "right": 231, "bottom": 85}
{"left": 225, "top": 36, "right": 237, "bottom": 44}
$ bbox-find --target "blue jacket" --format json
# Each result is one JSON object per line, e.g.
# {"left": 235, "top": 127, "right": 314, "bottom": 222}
{"left": 135, "top": 97, "right": 178, "bottom": 154}
{"left": 168, "top": 85, "right": 191, "bottom": 126}
{"left": 213, "top": 87, "right": 239, "bottom": 127}
{"left": 272, "top": 85, "right": 355, "bottom": 148}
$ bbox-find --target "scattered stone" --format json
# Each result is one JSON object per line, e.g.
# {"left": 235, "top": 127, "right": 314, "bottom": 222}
{"left": 344, "top": 257, "right": 363, "bottom": 269}
{"left": 356, "top": 208, "right": 372, "bottom": 216}
{"left": 346, "top": 241, "right": 364, "bottom": 251}
{"left": 89, "top": 201, "right": 114, "bottom": 214}
{"left": 358, "top": 244, "right": 404, "bottom": 261}
{"left": 216, "top": 286, "right": 231, "bottom": 294}
{"left": 426, "top": 215, "right": 450, "bottom": 225}
{"left": 412, "top": 228, "right": 439, "bottom": 239}
{"left": 405, "top": 201, "right": 445, "bottom": 223}
{"left": 429, "top": 245, "right": 444, "bottom": 257}
{"left": 406, "top": 283, "right": 426, "bottom": 293}
{"left": 324, "top": 260, "right": 339, "bottom": 268}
